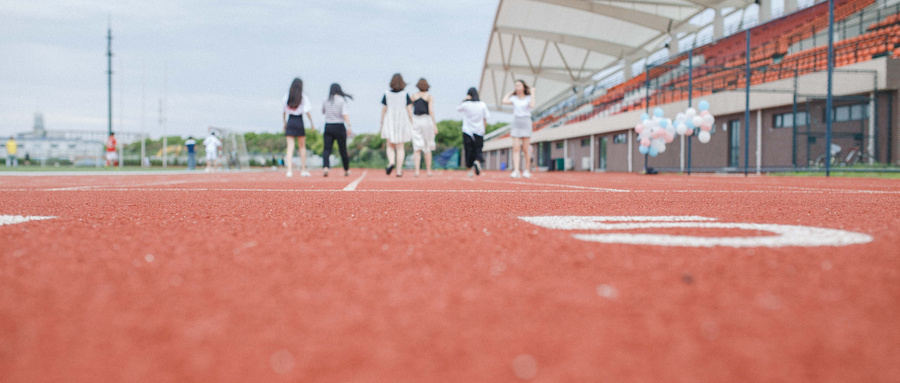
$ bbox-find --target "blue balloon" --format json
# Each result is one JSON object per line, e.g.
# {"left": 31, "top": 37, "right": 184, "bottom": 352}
{"left": 640, "top": 113, "right": 650, "bottom": 121}
{"left": 659, "top": 119, "right": 670, "bottom": 128}
{"left": 638, "top": 145, "right": 649, "bottom": 155}
{"left": 698, "top": 100, "right": 710, "bottom": 111}
{"left": 685, "top": 119, "right": 695, "bottom": 129}
{"left": 653, "top": 108, "right": 664, "bottom": 118}
{"left": 649, "top": 147, "right": 659, "bottom": 157}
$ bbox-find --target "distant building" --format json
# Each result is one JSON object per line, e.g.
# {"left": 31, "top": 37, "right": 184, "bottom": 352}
{"left": 12, "top": 113, "right": 105, "bottom": 166}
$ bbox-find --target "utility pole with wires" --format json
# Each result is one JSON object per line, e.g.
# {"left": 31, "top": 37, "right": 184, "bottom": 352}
{"left": 161, "top": 65, "right": 168, "bottom": 168}
{"left": 107, "top": 19, "right": 113, "bottom": 137}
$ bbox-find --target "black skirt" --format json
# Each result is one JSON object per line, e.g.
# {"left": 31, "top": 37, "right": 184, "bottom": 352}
{"left": 285, "top": 114, "right": 305, "bottom": 137}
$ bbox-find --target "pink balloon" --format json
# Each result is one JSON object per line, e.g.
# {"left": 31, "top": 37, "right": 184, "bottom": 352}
{"left": 640, "top": 137, "right": 651, "bottom": 146}
{"left": 685, "top": 128, "right": 694, "bottom": 136}
{"left": 700, "top": 110, "right": 711, "bottom": 118}
{"left": 700, "top": 124, "right": 712, "bottom": 132}
{"left": 652, "top": 129, "right": 665, "bottom": 139}
{"left": 635, "top": 123, "right": 644, "bottom": 134}
{"left": 664, "top": 131, "right": 675, "bottom": 143}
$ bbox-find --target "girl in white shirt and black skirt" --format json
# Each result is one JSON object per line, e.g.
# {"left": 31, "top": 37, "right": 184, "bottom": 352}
{"left": 283, "top": 78, "right": 315, "bottom": 177}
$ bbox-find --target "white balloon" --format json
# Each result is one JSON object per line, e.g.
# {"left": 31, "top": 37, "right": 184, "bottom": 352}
{"left": 675, "top": 113, "right": 686, "bottom": 123}
{"left": 685, "top": 108, "right": 697, "bottom": 119}
{"left": 643, "top": 119, "right": 655, "bottom": 129}
{"left": 702, "top": 114, "right": 715, "bottom": 127}
{"left": 692, "top": 116, "right": 703, "bottom": 128}
{"left": 655, "top": 141, "right": 667, "bottom": 153}
{"left": 675, "top": 123, "right": 687, "bottom": 135}
{"left": 698, "top": 130, "right": 711, "bottom": 143}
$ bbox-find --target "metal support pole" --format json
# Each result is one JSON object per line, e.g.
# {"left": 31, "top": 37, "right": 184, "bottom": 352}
{"left": 744, "top": 29, "right": 751, "bottom": 176}
{"left": 791, "top": 67, "right": 798, "bottom": 168}
{"left": 687, "top": 49, "right": 694, "bottom": 175}
{"left": 107, "top": 23, "right": 113, "bottom": 137}
{"left": 825, "top": 0, "right": 835, "bottom": 177}
{"left": 644, "top": 65, "right": 650, "bottom": 174}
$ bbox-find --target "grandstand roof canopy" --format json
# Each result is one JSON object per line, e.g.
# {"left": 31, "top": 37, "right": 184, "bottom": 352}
{"left": 479, "top": 0, "right": 757, "bottom": 111}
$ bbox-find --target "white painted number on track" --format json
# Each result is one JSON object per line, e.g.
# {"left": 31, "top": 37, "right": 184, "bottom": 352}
{"left": 0, "top": 215, "right": 56, "bottom": 227}
{"left": 519, "top": 216, "right": 873, "bottom": 248}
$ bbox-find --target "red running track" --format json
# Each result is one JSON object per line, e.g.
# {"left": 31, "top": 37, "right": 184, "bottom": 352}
{"left": 1, "top": 169, "right": 898, "bottom": 382}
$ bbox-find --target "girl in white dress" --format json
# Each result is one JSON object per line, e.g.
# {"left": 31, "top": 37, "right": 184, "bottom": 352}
{"left": 380, "top": 73, "right": 414, "bottom": 177}
{"left": 410, "top": 78, "right": 438, "bottom": 177}
{"left": 502, "top": 80, "right": 536, "bottom": 178}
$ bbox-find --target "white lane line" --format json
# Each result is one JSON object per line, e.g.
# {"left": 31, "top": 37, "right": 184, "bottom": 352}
{"left": 635, "top": 189, "right": 900, "bottom": 194}
{"left": 44, "top": 179, "right": 197, "bottom": 191}
{"left": 343, "top": 171, "right": 367, "bottom": 191}
{"left": 0, "top": 187, "right": 897, "bottom": 194}
{"left": 0, "top": 215, "right": 55, "bottom": 226}
{"left": 480, "top": 179, "right": 630, "bottom": 192}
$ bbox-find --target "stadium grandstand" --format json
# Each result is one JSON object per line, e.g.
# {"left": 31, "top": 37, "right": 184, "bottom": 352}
{"left": 480, "top": 0, "right": 900, "bottom": 173}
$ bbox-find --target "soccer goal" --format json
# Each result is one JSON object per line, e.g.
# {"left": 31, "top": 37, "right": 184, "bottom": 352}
{"left": 208, "top": 126, "right": 250, "bottom": 169}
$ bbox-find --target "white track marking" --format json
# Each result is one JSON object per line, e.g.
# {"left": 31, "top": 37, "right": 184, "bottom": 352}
{"left": 520, "top": 216, "right": 873, "bottom": 248}
{"left": 0, "top": 186, "right": 896, "bottom": 194}
{"left": 342, "top": 171, "right": 367, "bottom": 191}
{"left": 0, "top": 215, "right": 55, "bottom": 226}
{"left": 481, "top": 179, "right": 629, "bottom": 192}
{"left": 520, "top": 216, "right": 716, "bottom": 230}
{"left": 635, "top": 189, "right": 900, "bottom": 194}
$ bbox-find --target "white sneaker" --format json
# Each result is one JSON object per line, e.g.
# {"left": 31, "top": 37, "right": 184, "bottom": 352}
{"left": 286, "top": 171, "right": 293, "bottom": 177}
{"left": 300, "top": 171, "right": 311, "bottom": 177}
{"left": 522, "top": 170, "right": 532, "bottom": 178}
{"left": 510, "top": 170, "right": 521, "bottom": 178}
{"left": 467, "top": 170, "right": 474, "bottom": 178}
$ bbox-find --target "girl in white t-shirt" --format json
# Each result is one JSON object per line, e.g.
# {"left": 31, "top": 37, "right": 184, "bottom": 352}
{"left": 283, "top": 77, "right": 315, "bottom": 177}
{"left": 456, "top": 87, "right": 490, "bottom": 177}
{"left": 502, "top": 80, "right": 536, "bottom": 178}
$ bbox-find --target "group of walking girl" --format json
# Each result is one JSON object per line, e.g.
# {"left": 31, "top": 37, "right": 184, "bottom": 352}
{"left": 282, "top": 78, "right": 353, "bottom": 177}
{"left": 281, "top": 75, "right": 535, "bottom": 178}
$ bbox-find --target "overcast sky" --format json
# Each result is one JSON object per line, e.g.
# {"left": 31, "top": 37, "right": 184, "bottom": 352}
{"left": 0, "top": 0, "right": 504, "bottom": 140}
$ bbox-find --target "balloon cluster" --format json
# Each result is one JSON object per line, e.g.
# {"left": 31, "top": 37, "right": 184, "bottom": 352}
{"left": 635, "top": 107, "right": 675, "bottom": 157}
{"left": 674, "top": 100, "right": 716, "bottom": 144}
{"left": 635, "top": 100, "right": 716, "bottom": 156}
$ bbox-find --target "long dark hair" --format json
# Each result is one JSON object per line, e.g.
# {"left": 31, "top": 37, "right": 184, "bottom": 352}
{"left": 328, "top": 83, "right": 353, "bottom": 102}
{"left": 515, "top": 79, "right": 531, "bottom": 96}
{"left": 390, "top": 73, "right": 406, "bottom": 92}
{"left": 466, "top": 87, "right": 480, "bottom": 102}
{"left": 287, "top": 78, "right": 303, "bottom": 109}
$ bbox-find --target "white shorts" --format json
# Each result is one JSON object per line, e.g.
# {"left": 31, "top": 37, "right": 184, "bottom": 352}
{"left": 206, "top": 151, "right": 218, "bottom": 161}
{"left": 106, "top": 152, "right": 118, "bottom": 161}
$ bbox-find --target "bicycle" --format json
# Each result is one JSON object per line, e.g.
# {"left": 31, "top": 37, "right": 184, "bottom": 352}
{"left": 812, "top": 144, "right": 875, "bottom": 168}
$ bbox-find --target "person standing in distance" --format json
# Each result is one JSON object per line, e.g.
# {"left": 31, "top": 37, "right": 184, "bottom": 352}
{"left": 185, "top": 136, "right": 197, "bottom": 170}
{"left": 380, "top": 73, "right": 414, "bottom": 177}
{"left": 322, "top": 83, "right": 353, "bottom": 177}
{"left": 502, "top": 80, "right": 536, "bottom": 178}
{"left": 410, "top": 78, "right": 438, "bottom": 177}
{"left": 5, "top": 136, "right": 18, "bottom": 167}
{"left": 456, "top": 87, "right": 489, "bottom": 178}
{"left": 283, "top": 78, "right": 315, "bottom": 177}
{"left": 203, "top": 131, "right": 222, "bottom": 172}
{"left": 105, "top": 133, "right": 118, "bottom": 167}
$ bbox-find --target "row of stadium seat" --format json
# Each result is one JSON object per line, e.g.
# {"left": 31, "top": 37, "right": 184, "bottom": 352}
{"left": 529, "top": 0, "right": 890, "bottom": 134}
